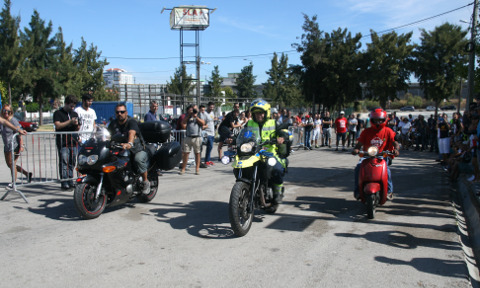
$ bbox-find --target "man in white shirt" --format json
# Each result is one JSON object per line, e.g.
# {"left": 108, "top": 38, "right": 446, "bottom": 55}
{"left": 200, "top": 102, "right": 216, "bottom": 166}
{"left": 74, "top": 93, "right": 97, "bottom": 144}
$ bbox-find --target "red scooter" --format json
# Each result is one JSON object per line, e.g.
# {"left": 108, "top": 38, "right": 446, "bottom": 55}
{"left": 356, "top": 146, "right": 393, "bottom": 219}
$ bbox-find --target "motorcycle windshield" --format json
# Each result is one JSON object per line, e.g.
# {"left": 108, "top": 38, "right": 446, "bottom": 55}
{"left": 236, "top": 126, "right": 261, "bottom": 149}
{"left": 94, "top": 126, "right": 111, "bottom": 142}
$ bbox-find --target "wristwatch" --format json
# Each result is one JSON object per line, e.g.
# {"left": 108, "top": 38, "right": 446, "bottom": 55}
{"left": 128, "top": 142, "right": 134, "bottom": 147}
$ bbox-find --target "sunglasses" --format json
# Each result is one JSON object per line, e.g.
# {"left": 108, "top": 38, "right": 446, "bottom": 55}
{"left": 2, "top": 110, "right": 11, "bottom": 113}
{"left": 116, "top": 110, "right": 127, "bottom": 114}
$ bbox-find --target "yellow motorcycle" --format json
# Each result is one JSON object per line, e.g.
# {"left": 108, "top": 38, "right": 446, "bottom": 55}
{"left": 222, "top": 126, "right": 284, "bottom": 237}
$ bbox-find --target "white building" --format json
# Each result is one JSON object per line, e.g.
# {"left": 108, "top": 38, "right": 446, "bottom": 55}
{"left": 103, "top": 68, "right": 134, "bottom": 87}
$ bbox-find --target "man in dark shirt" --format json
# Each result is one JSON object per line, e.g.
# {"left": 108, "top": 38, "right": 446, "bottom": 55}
{"left": 144, "top": 100, "right": 159, "bottom": 122}
{"left": 108, "top": 103, "right": 150, "bottom": 194}
{"left": 53, "top": 95, "right": 80, "bottom": 190}
{"left": 217, "top": 106, "right": 241, "bottom": 161}
{"left": 322, "top": 111, "right": 332, "bottom": 147}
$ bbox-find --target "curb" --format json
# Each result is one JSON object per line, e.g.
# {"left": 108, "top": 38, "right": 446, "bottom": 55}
{"left": 458, "top": 177, "right": 480, "bottom": 261}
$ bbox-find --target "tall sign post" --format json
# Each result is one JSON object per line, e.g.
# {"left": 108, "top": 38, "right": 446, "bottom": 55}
{"left": 162, "top": 6, "right": 215, "bottom": 107}
{"left": 467, "top": 0, "right": 478, "bottom": 110}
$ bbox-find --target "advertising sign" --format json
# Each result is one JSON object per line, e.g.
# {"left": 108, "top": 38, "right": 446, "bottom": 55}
{"left": 170, "top": 6, "right": 209, "bottom": 30}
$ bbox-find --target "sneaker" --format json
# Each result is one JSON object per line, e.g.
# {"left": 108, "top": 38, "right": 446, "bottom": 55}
{"left": 6, "top": 183, "right": 13, "bottom": 190}
{"left": 329, "top": 145, "right": 332, "bottom": 148}
{"left": 342, "top": 148, "right": 347, "bottom": 152}
{"left": 315, "top": 145, "right": 319, "bottom": 148}
{"left": 387, "top": 192, "right": 394, "bottom": 200}
{"left": 142, "top": 181, "right": 151, "bottom": 195}
{"left": 200, "top": 163, "right": 208, "bottom": 168}
{"left": 335, "top": 148, "right": 339, "bottom": 151}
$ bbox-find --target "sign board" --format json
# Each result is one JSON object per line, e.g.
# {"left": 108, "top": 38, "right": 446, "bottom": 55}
{"left": 170, "top": 6, "right": 209, "bottom": 30}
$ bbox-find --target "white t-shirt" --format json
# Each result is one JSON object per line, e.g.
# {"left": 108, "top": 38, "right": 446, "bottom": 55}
{"left": 400, "top": 122, "right": 411, "bottom": 135}
{"left": 75, "top": 106, "right": 97, "bottom": 143}
{"left": 314, "top": 119, "right": 322, "bottom": 131}
{"left": 201, "top": 110, "right": 215, "bottom": 137}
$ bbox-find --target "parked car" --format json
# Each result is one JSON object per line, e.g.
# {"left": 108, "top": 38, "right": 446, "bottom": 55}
{"left": 18, "top": 119, "right": 38, "bottom": 132}
{"left": 425, "top": 106, "right": 436, "bottom": 111}
{"left": 440, "top": 105, "right": 456, "bottom": 111}
{"left": 400, "top": 106, "right": 415, "bottom": 111}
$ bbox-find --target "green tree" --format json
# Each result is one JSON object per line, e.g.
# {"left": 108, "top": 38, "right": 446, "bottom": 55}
{"left": 205, "top": 65, "right": 223, "bottom": 105}
{"left": 167, "top": 65, "right": 194, "bottom": 96}
{"left": 364, "top": 30, "right": 415, "bottom": 108}
{"left": 20, "top": 10, "right": 57, "bottom": 125}
{"left": 235, "top": 63, "right": 257, "bottom": 100}
{"left": 293, "top": 15, "right": 363, "bottom": 111}
{"left": 263, "top": 52, "right": 302, "bottom": 107}
{"left": 413, "top": 23, "right": 468, "bottom": 111}
{"left": 72, "top": 37, "right": 109, "bottom": 99}
{"left": 222, "top": 86, "right": 236, "bottom": 100}
{"left": 0, "top": 0, "right": 25, "bottom": 105}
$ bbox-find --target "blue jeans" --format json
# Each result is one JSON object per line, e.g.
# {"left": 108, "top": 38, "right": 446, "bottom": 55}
{"left": 58, "top": 146, "right": 78, "bottom": 188}
{"left": 204, "top": 135, "right": 214, "bottom": 162}
{"left": 304, "top": 129, "right": 312, "bottom": 148}
{"left": 354, "top": 157, "right": 392, "bottom": 198}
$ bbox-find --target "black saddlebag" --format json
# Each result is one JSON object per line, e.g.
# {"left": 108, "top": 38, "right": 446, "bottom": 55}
{"left": 139, "top": 120, "right": 171, "bottom": 143}
{"left": 154, "top": 141, "right": 182, "bottom": 170}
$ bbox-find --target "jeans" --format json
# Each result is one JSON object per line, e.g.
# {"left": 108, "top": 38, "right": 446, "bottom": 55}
{"left": 58, "top": 145, "right": 78, "bottom": 188}
{"left": 304, "top": 129, "right": 312, "bottom": 148}
{"left": 134, "top": 150, "right": 149, "bottom": 174}
{"left": 354, "top": 157, "right": 392, "bottom": 198}
{"left": 204, "top": 135, "right": 214, "bottom": 162}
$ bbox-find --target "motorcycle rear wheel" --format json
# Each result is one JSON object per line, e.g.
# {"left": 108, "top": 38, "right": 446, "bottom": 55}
{"left": 366, "top": 194, "right": 375, "bottom": 219}
{"left": 74, "top": 183, "right": 106, "bottom": 220}
{"left": 229, "top": 182, "right": 254, "bottom": 237}
{"left": 138, "top": 184, "right": 158, "bottom": 203}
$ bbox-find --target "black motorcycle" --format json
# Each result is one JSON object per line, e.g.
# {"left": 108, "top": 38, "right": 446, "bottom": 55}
{"left": 74, "top": 121, "right": 181, "bottom": 219}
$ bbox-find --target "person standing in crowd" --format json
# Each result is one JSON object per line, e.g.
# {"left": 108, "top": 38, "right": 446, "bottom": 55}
{"left": 437, "top": 113, "right": 451, "bottom": 170}
{"left": 450, "top": 112, "right": 464, "bottom": 143}
{"left": 217, "top": 106, "right": 241, "bottom": 161}
{"left": 54, "top": 95, "right": 80, "bottom": 190}
{"left": 144, "top": 100, "right": 159, "bottom": 122}
{"left": 303, "top": 113, "right": 314, "bottom": 150}
{"left": 74, "top": 93, "right": 97, "bottom": 144}
{"left": 399, "top": 117, "right": 412, "bottom": 150}
{"left": 179, "top": 104, "right": 205, "bottom": 175}
{"left": 387, "top": 113, "right": 397, "bottom": 132}
{"left": 413, "top": 114, "right": 428, "bottom": 151}
{"left": 356, "top": 114, "right": 365, "bottom": 141}
{"left": 427, "top": 114, "right": 437, "bottom": 152}
{"left": 322, "top": 111, "right": 332, "bottom": 148}
{"left": 1, "top": 104, "right": 31, "bottom": 188}
{"left": 334, "top": 111, "right": 348, "bottom": 151}
{"left": 108, "top": 103, "right": 151, "bottom": 194}
{"left": 201, "top": 102, "right": 216, "bottom": 166}
{"left": 347, "top": 113, "right": 358, "bottom": 148}
{"left": 312, "top": 113, "right": 322, "bottom": 148}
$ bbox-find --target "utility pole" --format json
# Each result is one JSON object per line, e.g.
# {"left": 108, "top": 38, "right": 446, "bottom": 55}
{"left": 467, "top": 0, "right": 478, "bottom": 110}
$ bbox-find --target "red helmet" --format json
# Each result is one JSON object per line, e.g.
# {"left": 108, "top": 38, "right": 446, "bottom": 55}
{"left": 370, "top": 108, "right": 387, "bottom": 130}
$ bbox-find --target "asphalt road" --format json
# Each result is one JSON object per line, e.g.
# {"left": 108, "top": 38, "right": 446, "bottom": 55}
{"left": 0, "top": 145, "right": 476, "bottom": 287}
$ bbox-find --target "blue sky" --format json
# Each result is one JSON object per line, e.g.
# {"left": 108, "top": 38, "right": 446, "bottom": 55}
{"left": 9, "top": 0, "right": 474, "bottom": 85}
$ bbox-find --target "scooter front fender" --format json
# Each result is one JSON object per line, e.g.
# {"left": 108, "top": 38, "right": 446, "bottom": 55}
{"left": 363, "top": 183, "right": 381, "bottom": 195}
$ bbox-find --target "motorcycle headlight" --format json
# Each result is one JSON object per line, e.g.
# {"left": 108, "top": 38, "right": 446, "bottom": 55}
{"left": 78, "top": 154, "right": 87, "bottom": 165}
{"left": 240, "top": 142, "right": 255, "bottom": 153}
{"left": 87, "top": 155, "right": 99, "bottom": 165}
{"left": 367, "top": 146, "right": 379, "bottom": 157}
{"left": 267, "top": 157, "right": 277, "bottom": 166}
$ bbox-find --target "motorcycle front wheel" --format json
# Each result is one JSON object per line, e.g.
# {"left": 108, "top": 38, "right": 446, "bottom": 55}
{"left": 365, "top": 193, "right": 375, "bottom": 219}
{"left": 229, "top": 181, "right": 254, "bottom": 237}
{"left": 74, "top": 183, "right": 106, "bottom": 220}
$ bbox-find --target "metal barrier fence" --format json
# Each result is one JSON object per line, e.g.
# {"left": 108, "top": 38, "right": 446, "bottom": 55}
{"left": 1, "top": 129, "right": 190, "bottom": 203}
